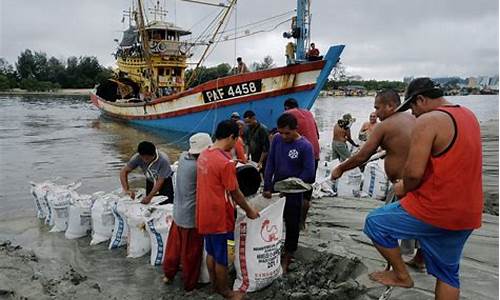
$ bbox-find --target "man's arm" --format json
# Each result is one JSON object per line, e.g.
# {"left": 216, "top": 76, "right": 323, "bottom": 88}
{"left": 141, "top": 177, "right": 165, "bottom": 204}
{"left": 397, "top": 115, "right": 435, "bottom": 196}
{"left": 345, "top": 128, "right": 359, "bottom": 147}
{"left": 120, "top": 165, "right": 135, "bottom": 198}
{"left": 230, "top": 188, "right": 259, "bottom": 219}
{"left": 331, "top": 125, "right": 384, "bottom": 179}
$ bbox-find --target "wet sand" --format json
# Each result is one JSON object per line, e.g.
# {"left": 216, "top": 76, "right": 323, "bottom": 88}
{"left": 480, "top": 119, "right": 498, "bottom": 215}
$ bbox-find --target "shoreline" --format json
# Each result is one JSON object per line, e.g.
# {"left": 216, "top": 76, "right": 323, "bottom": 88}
{"left": 0, "top": 89, "right": 92, "bottom": 96}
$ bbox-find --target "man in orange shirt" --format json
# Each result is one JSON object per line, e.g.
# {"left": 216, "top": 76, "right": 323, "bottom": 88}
{"left": 196, "top": 120, "right": 259, "bottom": 300}
{"left": 363, "top": 78, "right": 483, "bottom": 300}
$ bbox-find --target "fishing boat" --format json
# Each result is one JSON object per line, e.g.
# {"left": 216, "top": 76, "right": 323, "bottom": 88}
{"left": 91, "top": 0, "right": 345, "bottom": 134}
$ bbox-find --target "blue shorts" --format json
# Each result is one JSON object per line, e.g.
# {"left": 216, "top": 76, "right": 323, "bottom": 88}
{"left": 363, "top": 202, "right": 472, "bottom": 288}
{"left": 204, "top": 232, "right": 232, "bottom": 267}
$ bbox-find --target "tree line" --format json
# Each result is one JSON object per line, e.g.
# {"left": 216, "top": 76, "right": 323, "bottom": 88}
{"left": 0, "top": 49, "right": 113, "bottom": 91}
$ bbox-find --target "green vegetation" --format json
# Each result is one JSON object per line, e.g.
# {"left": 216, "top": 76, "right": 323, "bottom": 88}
{"left": 0, "top": 50, "right": 112, "bottom": 91}
{"left": 324, "top": 79, "right": 406, "bottom": 92}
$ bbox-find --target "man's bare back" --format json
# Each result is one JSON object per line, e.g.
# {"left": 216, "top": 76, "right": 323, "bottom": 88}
{"left": 333, "top": 124, "right": 349, "bottom": 142}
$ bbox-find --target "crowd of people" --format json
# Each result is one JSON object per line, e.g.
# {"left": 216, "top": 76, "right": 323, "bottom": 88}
{"left": 119, "top": 77, "right": 483, "bottom": 300}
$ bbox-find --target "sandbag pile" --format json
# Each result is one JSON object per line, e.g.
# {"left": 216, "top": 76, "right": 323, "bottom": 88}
{"left": 312, "top": 158, "right": 389, "bottom": 200}
{"left": 30, "top": 181, "right": 175, "bottom": 261}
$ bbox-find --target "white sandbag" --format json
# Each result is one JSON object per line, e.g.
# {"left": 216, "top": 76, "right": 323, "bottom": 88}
{"left": 336, "top": 168, "right": 363, "bottom": 197}
{"left": 233, "top": 195, "right": 286, "bottom": 293}
{"left": 125, "top": 203, "right": 151, "bottom": 258}
{"left": 109, "top": 199, "right": 133, "bottom": 249}
{"left": 312, "top": 160, "right": 339, "bottom": 199}
{"left": 47, "top": 188, "right": 77, "bottom": 232}
{"left": 90, "top": 193, "right": 118, "bottom": 246}
{"left": 145, "top": 204, "right": 173, "bottom": 265}
{"left": 30, "top": 181, "right": 54, "bottom": 219}
{"left": 65, "top": 194, "right": 93, "bottom": 239}
{"left": 361, "top": 159, "right": 389, "bottom": 200}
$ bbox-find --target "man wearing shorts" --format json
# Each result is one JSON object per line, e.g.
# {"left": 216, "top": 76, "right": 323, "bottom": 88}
{"left": 363, "top": 78, "right": 483, "bottom": 299}
{"left": 196, "top": 120, "right": 259, "bottom": 300}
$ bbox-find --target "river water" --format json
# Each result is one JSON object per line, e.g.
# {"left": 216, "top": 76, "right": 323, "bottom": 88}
{"left": 0, "top": 94, "right": 498, "bottom": 220}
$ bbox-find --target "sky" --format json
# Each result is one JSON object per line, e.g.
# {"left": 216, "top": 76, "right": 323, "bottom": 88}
{"left": 1, "top": 0, "right": 498, "bottom": 80}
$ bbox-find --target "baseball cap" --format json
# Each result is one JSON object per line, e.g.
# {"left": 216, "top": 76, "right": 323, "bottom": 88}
{"left": 397, "top": 77, "right": 443, "bottom": 112}
{"left": 230, "top": 112, "right": 240, "bottom": 119}
{"left": 188, "top": 133, "right": 212, "bottom": 154}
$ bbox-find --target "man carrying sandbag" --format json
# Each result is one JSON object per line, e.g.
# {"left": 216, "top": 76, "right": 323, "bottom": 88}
{"left": 120, "top": 141, "right": 174, "bottom": 204}
{"left": 196, "top": 120, "right": 259, "bottom": 300}
{"left": 163, "top": 133, "right": 212, "bottom": 291}
{"left": 263, "top": 113, "right": 315, "bottom": 273}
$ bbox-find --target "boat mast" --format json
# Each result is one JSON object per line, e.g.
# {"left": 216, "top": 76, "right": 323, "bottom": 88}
{"left": 295, "top": 0, "right": 311, "bottom": 61}
{"left": 135, "top": 0, "right": 157, "bottom": 95}
{"left": 185, "top": 0, "right": 236, "bottom": 87}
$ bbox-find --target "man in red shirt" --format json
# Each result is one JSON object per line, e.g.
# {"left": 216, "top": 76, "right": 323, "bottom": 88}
{"left": 363, "top": 78, "right": 483, "bottom": 300}
{"left": 196, "top": 120, "right": 259, "bottom": 300}
{"left": 307, "top": 43, "right": 320, "bottom": 61}
{"left": 284, "top": 98, "right": 320, "bottom": 229}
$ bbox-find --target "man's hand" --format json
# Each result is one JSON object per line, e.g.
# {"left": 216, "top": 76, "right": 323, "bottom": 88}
{"left": 141, "top": 194, "right": 153, "bottom": 205}
{"left": 246, "top": 207, "right": 260, "bottom": 220}
{"left": 394, "top": 180, "right": 406, "bottom": 198}
{"left": 262, "top": 191, "right": 272, "bottom": 199}
{"left": 125, "top": 189, "right": 136, "bottom": 199}
{"left": 331, "top": 166, "right": 343, "bottom": 180}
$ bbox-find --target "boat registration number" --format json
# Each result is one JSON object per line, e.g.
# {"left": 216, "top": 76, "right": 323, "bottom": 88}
{"left": 202, "top": 80, "right": 262, "bottom": 103}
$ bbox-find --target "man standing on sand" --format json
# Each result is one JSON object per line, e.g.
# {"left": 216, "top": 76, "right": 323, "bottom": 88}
{"left": 332, "top": 113, "right": 359, "bottom": 161}
{"left": 331, "top": 90, "right": 421, "bottom": 266}
{"left": 363, "top": 78, "right": 483, "bottom": 300}
{"left": 283, "top": 98, "right": 320, "bottom": 229}
{"left": 263, "top": 113, "right": 315, "bottom": 272}
{"left": 120, "top": 141, "right": 174, "bottom": 204}
{"left": 358, "top": 112, "right": 378, "bottom": 142}
{"left": 162, "top": 133, "right": 212, "bottom": 291}
{"left": 196, "top": 120, "right": 259, "bottom": 300}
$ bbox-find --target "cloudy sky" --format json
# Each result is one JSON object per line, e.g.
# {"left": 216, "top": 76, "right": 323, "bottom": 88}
{"left": 1, "top": 0, "right": 498, "bottom": 80}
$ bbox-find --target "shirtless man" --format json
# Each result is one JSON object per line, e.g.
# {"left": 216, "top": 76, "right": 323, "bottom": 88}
{"left": 331, "top": 90, "right": 422, "bottom": 267}
{"left": 331, "top": 90, "right": 414, "bottom": 183}
{"left": 331, "top": 114, "right": 358, "bottom": 161}
{"left": 364, "top": 78, "right": 483, "bottom": 299}
{"left": 358, "top": 112, "right": 378, "bottom": 142}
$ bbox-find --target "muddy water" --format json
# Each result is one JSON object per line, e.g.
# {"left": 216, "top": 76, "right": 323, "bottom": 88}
{"left": 0, "top": 94, "right": 497, "bottom": 299}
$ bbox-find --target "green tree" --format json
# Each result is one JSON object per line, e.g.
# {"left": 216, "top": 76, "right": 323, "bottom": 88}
{"left": 251, "top": 56, "right": 275, "bottom": 71}
{"left": 0, "top": 58, "right": 18, "bottom": 89}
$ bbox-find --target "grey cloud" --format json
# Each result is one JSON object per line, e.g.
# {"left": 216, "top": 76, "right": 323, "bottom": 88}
{"left": 1, "top": 0, "right": 497, "bottom": 80}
